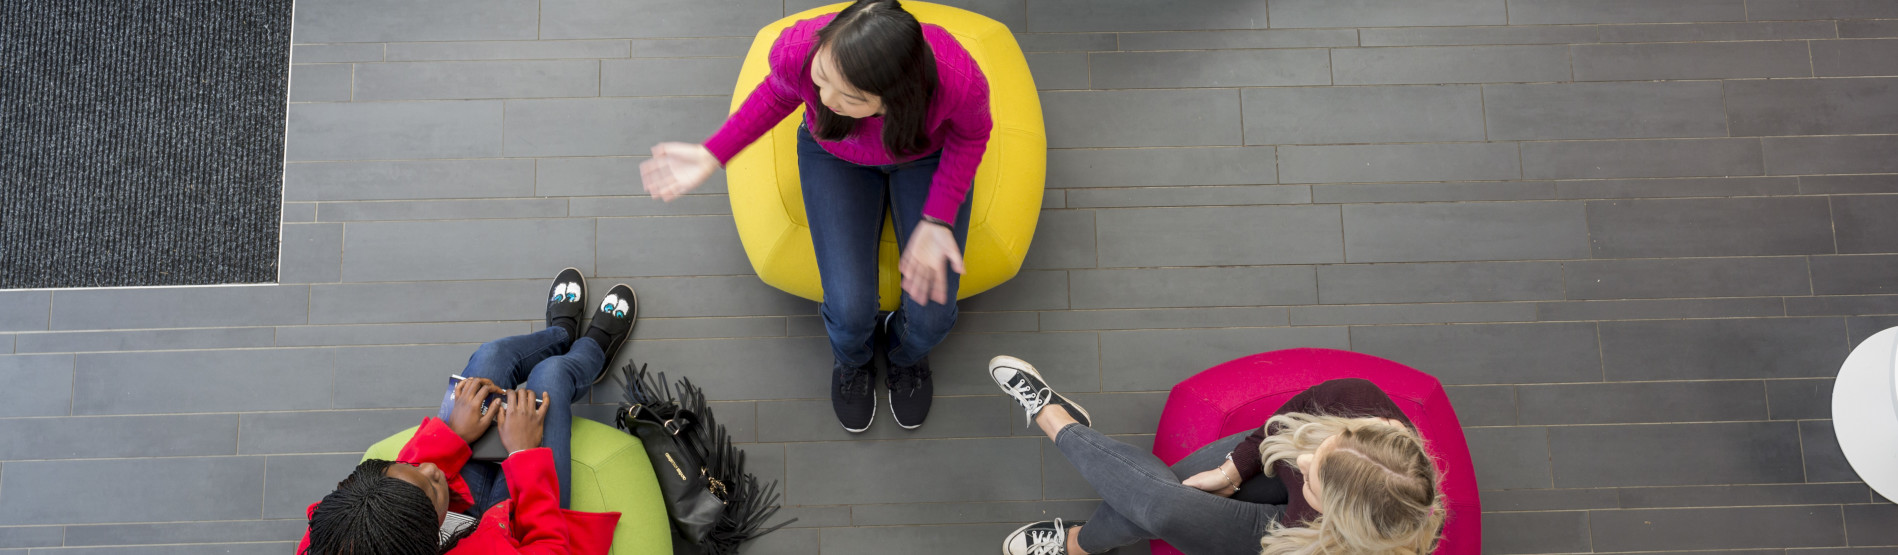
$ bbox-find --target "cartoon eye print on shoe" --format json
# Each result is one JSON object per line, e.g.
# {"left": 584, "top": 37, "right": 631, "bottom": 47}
{"left": 600, "top": 294, "right": 629, "bottom": 318}
{"left": 551, "top": 283, "right": 580, "bottom": 303}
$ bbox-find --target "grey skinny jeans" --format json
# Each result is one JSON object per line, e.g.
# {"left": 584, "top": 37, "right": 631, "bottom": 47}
{"left": 1057, "top": 426, "right": 1289, "bottom": 555}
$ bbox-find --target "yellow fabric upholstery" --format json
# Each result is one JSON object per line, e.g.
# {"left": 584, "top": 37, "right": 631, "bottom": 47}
{"left": 725, "top": 1, "right": 1046, "bottom": 310}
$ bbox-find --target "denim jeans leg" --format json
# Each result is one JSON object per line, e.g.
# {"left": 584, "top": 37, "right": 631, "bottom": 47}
{"left": 517, "top": 336, "right": 604, "bottom": 509}
{"left": 437, "top": 327, "right": 571, "bottom": 422}
{"left": 1054, "top": 425, "right": 1284, "bottom": 554}
{"left": 798, "top": 125, "right": 890, "bottom": 368}
{"left": 883, "top": 150, "right": 968, "bottom": 367}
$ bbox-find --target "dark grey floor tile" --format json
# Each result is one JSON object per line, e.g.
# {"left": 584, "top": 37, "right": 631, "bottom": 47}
{"left": 1482, "top": 511, "right": 1591, "bottom": 554}
{"left": 1070, "top": 266, "right": 1317, "bottom": 309}
{"left": 1100, "top": 326, "right": 1350, "bottom": 391}
{"left": 1599, "top": 318, "right": 1847, "bottom": 381}
{"left": 540, "top": 155, "right": 728, "bottom": 197}
{"left": 785, "top": 0, "right": 1026, "bottom": 28}
{"left": 1445, "top": 385, "right": 1518, "bottom": 426}
{"left": 1573, "top": 40, "right": 1812, "bottom": 80}
{"left": 756, "top": 396, "right": 1013, "bottom": 442}
{"left": 1097, "top": 205, "right": 1343, "bottom": 266}
{"left": 385, "top": 40, "right": 630, "bottom": 61}
{"left": 1621, "top": 483, "right": 1870, "bottom": 509}
{"left": 1792, "top": 548, "right": 1898, "bottom": 555}
{"left": 601, "top": 57, "right": 744, "bottom": 97}
{"left": 1750, "top": 0, "right": 1898, "bottom": 19}
{"left": 1116, "top": 29, "right": 1357, "bottom": 50}
{"left": 341, "top": 219, "right": 595, "bottom": 282}
{"left": 0, "top": 293, "right": 48, "bottom": 332}
{"left": 1091, "top": 49, "right": 1329, "bottom": 89}
{"left": 942, "top": 312, "right": 1040, "bottom": 334}
{"left": 1814, "top": 255, "right": 1898, "bottom": 296}
{"left": 1835, "top": 195, "right": 1898, "bottom": 254}
{"left": 0, "top": 415, "right": 236, "bottom": 460}
{"left": 1598, "top": 20, "right": 1837, "bottom": 41}
{"left": 1517, "top": 380, "right": 1767, "bottom": 425}
{"left": 1766, "top": 135, "right": 1898, "bottom": 176}
{"left": 1564, "top": 256, "right": 1812, "bottom": 300}
{"left": 64, "top": 520, "right": 305, "bottom": 547}
{"left": 1342, "top": 201, "right": 1588, "bottom": 262}
{"left": 767, "top": 506, "right": 848, "bottom": 529}
{"left": 1849, "top": 315, "right": 1898, "bottom": 345}
{"left": 15, "top": 327, "right": 276, "bottom": 354}
{"left": 929, "top": 331, "right": 1102, "bottom": 396}
{"left": 820, "top": 523, "right": 1025, "bottom": 555}
{"left": 1014, "top": 32, "right": 1118, "bottom": 52}
{"left": 1802, "top": 420, "right": 1859, "bottom": 483}
{"left": 51, "top": 285, "right": 308, "bottom": 330}
{"left": 1526, "top": 138, "right": 1764, "bottom": 179}
{"left": 1841, "top": 19, "right": 1898, "bottom": 38}
{"left": 289, "top": 63, "right": 352, "bottom": 102}
{"left": 1348, "top": 322, "right": 1601, "bottom": 385}
{"left": 1555, "top": 176, "right": 1802, "bottom": 199}
{"left": 355, "top": 60, "right": 599, "bottom": 100}
{"left": 276, "top": 321, "right": 528, "bottom": 347}
{"left": 1787, "top": 295, "right": 1898, "bottom": 317}
{"left": 1591, "top": 505, "right": 1845, "bottom": 551}
{"left": 75, "top": 349, "right": 335, "bottom": 414}
{"left": 1279, "top": 142, "right": 1521, "bottom": 184}
{"left": 851, "top": 500, "right": 1102, "bottom": 525}
{"left": 1243, "top": 85, "right": 1485, "bottom": 145}
{"left": 1360, "top": 25, "right": 1599, "bottom": 46}
{"left": 309, "top": 280, "right": 546, "bottom": 324}
{"left": 1803, "top": 174, "right": 1898, "bottom": 195}
{"left": 286, "top": 101, "right": 503, "bottom": 161}
{"left": 569, "top": 194, "right": 733, "bottom": 217}
{"left": 292, "top": 0, "right": 537, "bottom": 42}
{"left": 1023, "top": 0, "right": 1268, "bottom": 32}
{"left": 1507, "top": 0, "right": 1747, "bottom": 23}
{"left": 503, "top": 97, "right": 726, "bottom": 157}
{"left": 283, "top": 159, "right": 536, "bottom": 201}
{"left": 1552, "top": 421, "right": 1805, "bottom": 487}
{"left": 0, "top": 355, "right": 72, "bottom": 417}
{"left": 620, "top": 337, "right": 833, "bottom": 400}
{"left": 1311, "top": 181, "right": 1557, "bottom": 203}
{"left": 737, "top": 526, "right": 818, "bottom": 555}
{"left": 1466, "top": 426, "right": 1553, "bottom": 489}
{"left": 1586, "top": 197, "right": 1833, "bottom": 258}
{"left": 1065, "top": 185, "right": 1310, "bottom": 208}
{"left": 627, "top": 316, "right": 788, "bottom": 340}
{"left": 264, "top": 454, "right": 363, "bottom": 519}
{"left": 1331, "top": 45, "right": 1571, "bottom": 85}
{"left": 539, "top": 0, "right": 782, "bottom": 39}
{"left": 1486, "top": 81, "right": 1728, "bottom": 140}
{"left": 1041, "top": 433, "right": 1154, "bottom": 500}
{"left": 1768, "top": 378, "right": 1835, "bottom": 421}
{"left": 1046, "top": 147, "right": 1276, "bottom": 188}
{"left": 0, "top": 527, "right": 61, "bottom": 549}
{"left": 1729, "top": 78, "right": 1898, "bottom": 136}
{"left": 238, "top": 409, "right": 436, "bottom": 454}
{"left": 27, "top": 544, "right": 295, "bottom": 555}
{"left": 1041, "top": 90, "right": 1242, "bottom": 148}
{"left": 317, "top": 198, "right": 568, "bottom": 221}
{"left": 292, "top": 43, "right": 384, "bottom": 63}
{"left": 1038, "top": 306, "right": 1290, "bottom": 331}
{"left": 1846, "top": 503, "right": 1898, "bottom": 546}
{"left": 1270, "top": 0, "right": 1505, "bottom": 27}
{"left": 280, "top": 223, "right": 343, "bottom": 283}
{"left": 1319, "top": 261, "right": 1565, "bottom": 304}
{"left": 0, "top": 456, "right": 263, "bottom": 525}
{"left": 629, "top": 36, "right": 752, "bottom": 57}
{"left": 333, "top": 344, "right": 492, "bottom": 410}
{"left": 785, "top": 438, "right": 1041, "bottom": 505}
{"left": 1022, "top": 210, "right": 1097, "bottom": 270}
{"left": 960, "top": 270, "right": 1071, "bottom": 312}
{"left": 598, "top": 216, "right": 750, "bottom": 276}
{"left": 1480, "top": 488, "right": 1618, "bottom": 511}
{"left": 281, "top": 202, "right": 318, "bottom": 222}
{"left": 1537, "top": 297, "right": 1789, "bottom": 321}
{"left": 1292, "top": 302, "right": 1539, "bottom": 325}
{"left": 1025, "top": 52, "right": 1088, "bottom": 90}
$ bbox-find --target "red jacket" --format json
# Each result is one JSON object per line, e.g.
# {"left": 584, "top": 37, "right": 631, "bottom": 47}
{"left": 297, "top": 418, "right": 621, "bottom": 555}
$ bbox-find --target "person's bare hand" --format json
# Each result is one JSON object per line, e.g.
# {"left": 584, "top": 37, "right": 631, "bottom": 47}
{"left": 1183, "top": 460, "right": 1240, "bottom": 498}
{"left": 447, "top": 377, "right": 500, "bottom": 445}
{"left": 899, "top": 222, "right": 965, "bottom": 305}
{"left": 495, "top": 389, "right": 549, "bottom": 453}
{"left": 639, "top": 143, "right": 718, "bottom": 202}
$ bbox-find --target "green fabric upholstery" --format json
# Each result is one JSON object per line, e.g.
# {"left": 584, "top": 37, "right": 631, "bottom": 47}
{"left": 362, "top": 418, "right": 672, "bottom": 555}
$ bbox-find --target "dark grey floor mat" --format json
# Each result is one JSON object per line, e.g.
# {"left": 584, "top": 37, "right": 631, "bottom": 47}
{"left": 1, "top": 0, "right": 292, "bottom": 289}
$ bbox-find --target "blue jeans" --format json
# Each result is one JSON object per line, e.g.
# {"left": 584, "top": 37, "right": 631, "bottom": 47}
{"left": 1058, "top": 427, "right": 1286, "bottom": 554}
{"left": 797, "top": 124, "right": 972, "bottom": 368}
{"left": 435, "top": 327, "right": 601, "bottom": 513}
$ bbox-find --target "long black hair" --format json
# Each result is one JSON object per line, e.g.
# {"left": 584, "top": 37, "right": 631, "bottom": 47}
{"left": 306, "top": 459, "right": 473, "bottom": 555}
{"left": 809, "top": 0, "right": 938, "bottom": 157}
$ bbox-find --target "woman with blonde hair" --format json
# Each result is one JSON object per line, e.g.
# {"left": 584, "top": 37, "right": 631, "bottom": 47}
{"left": 986, "top": 355, "right": 1444, "bottom": 555}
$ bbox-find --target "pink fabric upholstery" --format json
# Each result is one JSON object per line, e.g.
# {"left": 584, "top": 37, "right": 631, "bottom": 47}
{"left": 1148, "top": 348, "right": 1481, "bottom": 555}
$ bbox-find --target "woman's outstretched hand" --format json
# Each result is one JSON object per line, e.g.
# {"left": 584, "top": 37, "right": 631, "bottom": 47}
{"left": 640, "top": 142, "right": 718, "bottom": 202}
{"left": 1183, "top": 460, "right": 1241, "bottom": 498}
{"left": 900, "top": 222, "right": 965, "bottom": 305}
{"left": 495, "top": 388, "right": 549, "bottom": 453}
{"left": 447, "top": 377, "right": 501, "bottom": 445}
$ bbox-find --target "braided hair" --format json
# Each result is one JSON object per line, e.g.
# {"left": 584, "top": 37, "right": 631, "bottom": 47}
{"left": 306, "top": 459, "right": 474, "bottom": 555}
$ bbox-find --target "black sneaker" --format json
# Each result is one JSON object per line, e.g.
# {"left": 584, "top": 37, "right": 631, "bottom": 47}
{"left": 582, "top": 284, "right": 637, "bottom": 384}
{"left": 545, "top": 268, "right": 586, "bottom": 345}
{"left": 882, "top": 312, "right": 933, "bottom": 429}
{"left": 1002, "top": 519, "right": 1083, "bottom": 555}
{"left": 832, "top": 360, "right": 876, "bottom": 433}
{"left": 989, "top": 355, "right": 1091, "bottom": 429}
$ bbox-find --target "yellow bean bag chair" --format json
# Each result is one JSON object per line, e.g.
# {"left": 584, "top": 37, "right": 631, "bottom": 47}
{"left": 725, "top": 1, "right": 1046, "bottom": 311}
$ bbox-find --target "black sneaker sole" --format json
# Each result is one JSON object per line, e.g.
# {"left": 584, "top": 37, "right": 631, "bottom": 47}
{"left": 989, "top": 355, "right": 1092, "bottom": 428}
{"left": 591, "top": 285, "right": 638, "bottom": 385}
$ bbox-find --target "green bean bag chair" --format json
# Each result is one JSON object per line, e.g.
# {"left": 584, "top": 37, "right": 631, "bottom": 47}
{"left": 363, "top": 418, "right": 672, "bottom": 555}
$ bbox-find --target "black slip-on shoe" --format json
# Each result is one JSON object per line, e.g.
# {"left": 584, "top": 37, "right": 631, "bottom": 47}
{"left": 545, "top": 268, "right": 586, "bottom": 345}
{"left": 1002, "top": 519, "right": 1083, "bottom": 555}
{"left": 584, "top": 284, "right": 637, "bottom": 384}
{"left": 989, "top": 355, "right": 1091, "bottom": 429}
{"left": 832, "top": 360, "right": 876, "bottom": 433}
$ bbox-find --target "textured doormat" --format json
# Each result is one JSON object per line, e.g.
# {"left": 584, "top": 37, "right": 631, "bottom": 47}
{"left": 1, "top": 0, "right": 291, "bottom": 289}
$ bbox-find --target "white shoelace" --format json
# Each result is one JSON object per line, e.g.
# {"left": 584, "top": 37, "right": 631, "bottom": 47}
{"left": 1023, "top": 519, "right": 1066, "bottom": 555}
{"left": 1005, "top": 377, "right": 1053, "bottom": 427}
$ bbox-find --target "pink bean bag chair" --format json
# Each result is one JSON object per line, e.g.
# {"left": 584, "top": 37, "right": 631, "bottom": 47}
{"left": 1150, "top": 348, "right": 1481, "bottom": 555}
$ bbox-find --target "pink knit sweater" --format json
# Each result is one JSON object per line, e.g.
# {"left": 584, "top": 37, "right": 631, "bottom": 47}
{"left": 703, "top": 13, "right": 993, "bottom": 223}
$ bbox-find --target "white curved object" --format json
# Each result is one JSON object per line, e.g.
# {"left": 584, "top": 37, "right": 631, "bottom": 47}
{"left": 1834, "top": 326, "right": 1898, "bottom": 501}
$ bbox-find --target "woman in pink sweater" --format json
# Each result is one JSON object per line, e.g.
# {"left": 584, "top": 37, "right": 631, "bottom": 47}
{"left": 640, "top": 0, "right": 992, "bottom": 434}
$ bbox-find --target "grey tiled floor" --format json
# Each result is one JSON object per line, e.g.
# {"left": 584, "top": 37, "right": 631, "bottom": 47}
{"left": 4, "top": 0, "right": 1898, "bottom": 553}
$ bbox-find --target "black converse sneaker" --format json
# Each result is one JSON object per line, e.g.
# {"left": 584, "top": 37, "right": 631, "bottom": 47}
{"left": 581, "top": 284, "right": 637, "bottom": 384}
{"left": 1002, "top": 519, "right": 1083, "bottom": 555}
{"left": 989, "top": 355, "right": 1091, "bottom": 429}
{"left": 832, "top": 360, "right": 877, "bottom": 433}
{"left": 545, "top": 268, "right": 586, "bottom": 345}
{"left": 883, "top": 312, "right": 933, "bottom": 429}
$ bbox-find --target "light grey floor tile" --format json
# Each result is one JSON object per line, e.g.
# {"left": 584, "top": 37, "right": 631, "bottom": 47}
{"left": 63, "top": 521, "right": 306, "bottom": 547}
{"left": 1813, "top": 255, "right": 1898, "bottom": 296}
{"left": 1046, "top": 147, "right": 1276, "bottom": 188}
{"left": 1096, "top": 205, "right": 1342, "bottom": 266}
{"left": 1270, "top": 0, "right": 1506, "bottom": 28}
{"left": 1041, "top": 90, "right": 1242, "bottom": 148}
{"left": 1485, "top": 81, "right": 1728, "bottom": 140}
{"left": 1331, "top": 45, "right": 1571, "bottom": 85}
{"left": 1065, "top": 185, "right": 1310, "bottom": 208}
{"left": 1619, "top": 483, "right": 1870, "bottom": 508}
{"left": 1310, "top": 181, "right": 1557, "bottom": 203}
{"left": 1554, "top": 176, "right": 1802, "bottom": 199}
{"left": 0, "top": 457, "right": 264, "bottom": 525}
{"left": 1115, "top": 29, "right": 1357, "bottom": 50}
{"left": 73, "top": 348, "right": 335, "bottom": 414}
{"left": 1482, "top": 510, "right": 1593, "bottom": 554}
{"left": 629, "top": 316, "right": 787, "bottom": 340}
{"left": 1517, "top": 380, "right": 1767, "bottom": 425}
{"left": 1563, "top": 256, "right": 1813, "bottom": 299}
{"left": 1318, "top": 261, "right": 1565, "bottom": 304}
{"left": 1070, "top": 266, "right": 1317, "bottom": 309}
{"left": 785, "top": 438, "right": 1042, "bottom": 505}
{"left": 1767, "top": 378, "right": 1834, "bottom": 420}
{"left": 539, "top": 0, "right": 784, "bottom": 39}
{"left": 850, "top": 500, "right": 1102, "bottom": 525}
{"left": 283, "top": 159, "right": 535, "bottom": 201}
{"left": 1014, "top": 32, "right": 1117, "bottom": 53}
{"left": 50, "top": 285, "right": 309, "bottom": 330}
{"left": 280, "top": 223, "right": 344, "bottom": 283}
{"left": 264, "top": 454, "right": 363, "bottom": 518}
{"left": 538, "top": 155, "right": 728, "bottom": 196}
{"left": 286, "top": 101, "right": 503, "bottom": 161}
{"left": 1728, "top": 78, "right": 1898, "bottom": 136}
{"left": 0, "top": 414, "right": 235, "bottom": 460}
{"left": 1599, "top": 318, "right": 1848, "bottom": 381}
{"left": 1243, "top": 85, "right": 1485, "bottom": 145}
{"left": 385, "top": 40, "right": 631, "bottom": 61}
{"left": 601, "top": 58, "right": 745, "bottom": 97}
{"left": 1279, "top": 142, "right": 1521, "bottom": 183}
{"left": 959, "top": 269, "right": 1072, "bottom": 311}
{"left": 292, "top": 43, "right": 384, "bottom": 63}
{"left": 1537, "top": 297, "right": 1789, "bottom": 321}
{"left": 1359, "top": 25, "right": 1599, "bottom": 46}
{"left": 1749, "top": 0, "right": 1898, "bottom": 19}
{"left": 1342, "top": 201, "right": 1588, "bottom": 262}
{"left": 1038, "top": 307, "right": 1289, "bottom": 331}
{"left": 952, "top": 311, "right": 1042, "bottom": 334}
{"left": 288, "top": 64, "right": 353, "bottom": 102}
{"left": 1465, "top": 426, "right": 1553, "bottom": 489}
{"left": 1290, "top": 302, "right": 1539, "bottom": 325}
{"left": 332, "top": 344, "right": 479, "bottom": 409}
{"left": 1552, "top": 421, "right": 1805, "bottom": 487}
{"left": 1585, "top": 197, "right": 1834, "bottom": 257}
{"left": 292, "top": 0, "right": 538, "bottom": 42}
{"left": 619, "top": 337, "right": 832, "bottom": 400}
{"left": 0, "top": 355, "right": 74, "bottom": 417}
{"left": 1445, "top": 385, "right": 1518, "bottom": 426}
{"left": 820, "top": 523, "right": 1027, "bottom": 555}
{"left": 756, "top": 396, "right": 1013, "bottom": 442}
{"left": 1021, "top": 210, "right": 1097, "bottom": 270}
{"left": 1507, "top": 0, "right": 1747, "bottom": 24}
{"left": 317, "top": 198, "right": 568, "bottom": 221}
{"left": 1591, "top": 505, "right": 1845, "bottom": 551}
{"left": 15, "top": 327, "right": 276, "bottom": 354}
{"left": 1089, "top": 49, "right": 1329, "bottom": 89}
{"left": 1765, "top": 135, "right": 1898, "bottom": 175}
{"left": 1348, "top": 322, "right": 1601, "bottom": 384}
{"left": 0, "top": 527, "right": 62, "bottom": 549}
{"left": 26, "top": 544, "right": 296, "bottom": 555}
{"left": 1834, "top": 195, "right": 1898, "bottom": 254}
{"left": 598, "top": 216, "right": 750, "bottom": 276}
{"left": 340, "top": 219, "right": 595, "bottom": 282}
{"left": 503, "top": 97, "right": 727, "bottom": 157}
{"left": 1598, "top": 20, "right": 1837, "bottom": 42}
{"left": 1024, "top": 52, "right": 1088, "bottom": 90}
{"left": 1100, "top": 326, "right": 1350, "bottom": 391}
{"left": 1572, "top": 41, "right": 1812, "bottom": 81}
{"left": 309, "top": 280, "right": 545, "bottom": 324}
{"left": 927, "top": 331, "right": 1102, "bottom": 396}
{"left": 569, "top": 194, "right": 733, "bottom": 217}
{"left": 630, "top": 37, "right": 755, "bottom": 58}
{"left": 238, "top": 409, "right": 436, "bottom": 454}
{"left": 1023, "top": 0, "right": 1269, "bottom": 32}
{"left": 1523, "top": 138, "right": 1764, "bottom": 179}
{"left": 282, "top": 202, "right": 318, "bottom": 222}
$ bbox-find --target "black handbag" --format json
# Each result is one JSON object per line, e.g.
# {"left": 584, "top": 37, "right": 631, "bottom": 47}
{"left": 615, "top": 364, "right": 793, "bottom": 554}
